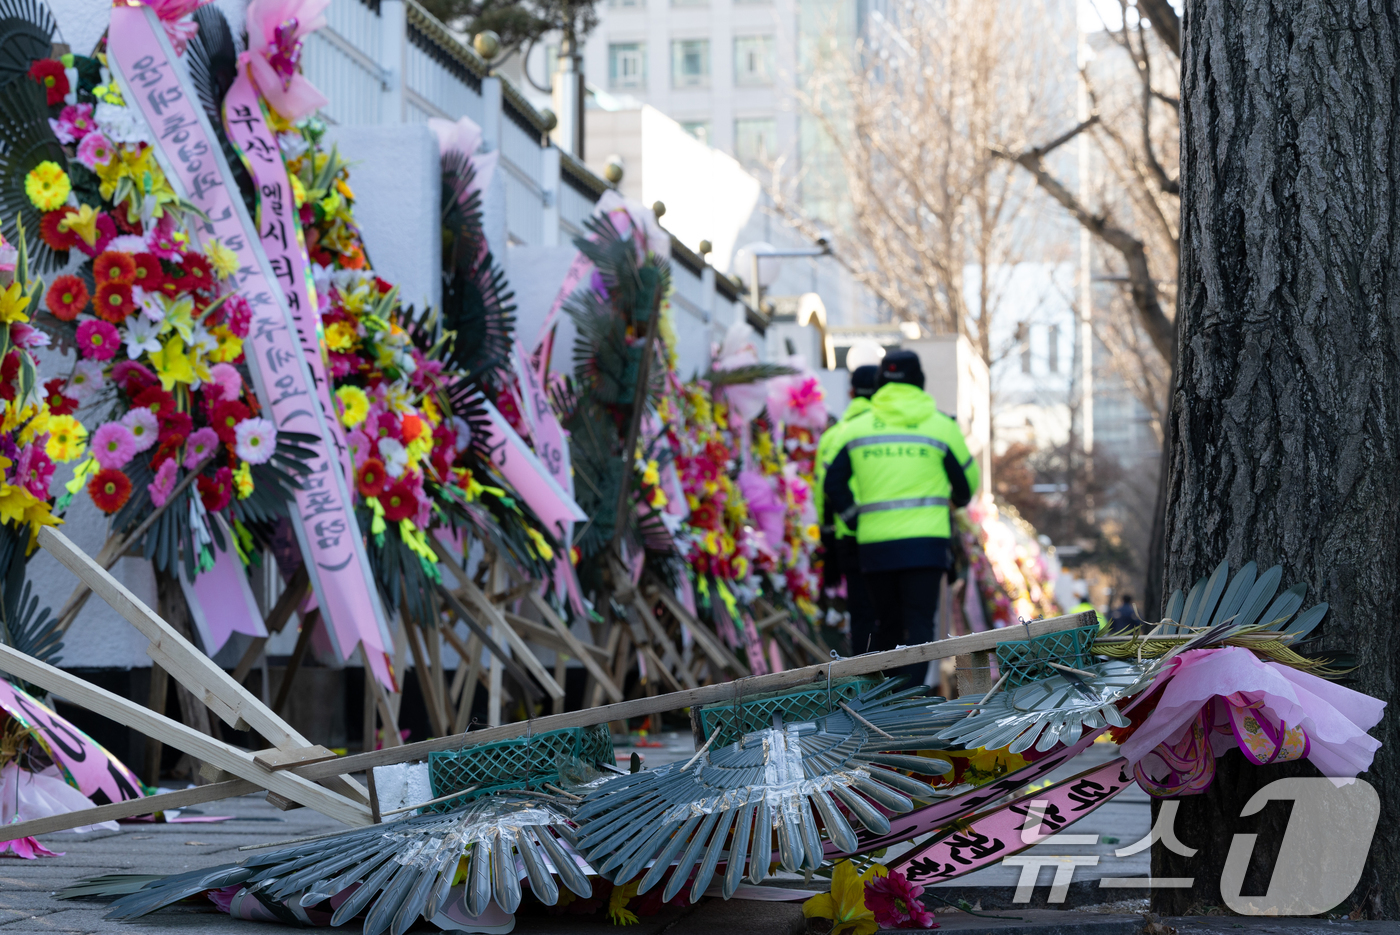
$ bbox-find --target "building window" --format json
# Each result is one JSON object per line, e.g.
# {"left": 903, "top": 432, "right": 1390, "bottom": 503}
{"left": 734, "top": 35, "right": 775, "bottom": 86}
{"left": 1048, "top": 324, "right": 1059, "bottom": 373}
{"left": 1016, "top": 321, "right": 1031, "bottom": 373}
{"left": 680, "top": 120, "right": 711, "bottom": 146}
{"left": 734, "top": 116, "right": 777, "bottom": 168}
{"left": 609, "top": 43, "right": 646, "bottom": 90}
{"left": 672, "top": 39, "right": 710, "bottom": 88}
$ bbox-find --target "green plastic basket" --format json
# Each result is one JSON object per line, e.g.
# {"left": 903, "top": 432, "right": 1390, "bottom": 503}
{"left": 995, "top": 625, "right": 1100, "bottom": 688}
{"left": 697, "top": 677, "right": 882, "bottom": 748}
{"left": 427, "top": 724, "right": 614, "bottom": 812}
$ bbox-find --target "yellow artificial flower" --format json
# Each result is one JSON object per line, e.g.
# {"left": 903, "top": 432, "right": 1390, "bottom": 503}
{"left": 233, "top": 461, "right": 253, "bottom": 499}
{"left": 0, "top": 281, "right": 31, "bottom": 323}
{"left": 289, "top": 173, "right": 307, "bottom": 208}
{"left": 58, "top": 203, "right": 100, "bottom": 246}
{"left": 801, "top": 860, "right": 887, "bottom": 935}
{"left": 318, "top": 191, "right": 341, "bottom": 216}
{"left": 18, "top": 407, "right": 48, "bottom": 445}
{"left": 205, "top": 239, "right": 240, "bottom": 280}
{"left": 420, "top": 393, "right": 442, "bottom": 426}
{"left": 160, "top": 295, "right": 195, "bottom": 342}
{"left": 150, "top": 335, "right": 195, "bottom": 390}
{"left": 606, "top": 881, "right": 639, "bottom": 926}
{"left": 641, "top": 459, "right": 660, "bottom": 487}
{"left": 648, "top": 486, "right": 667, "bottom": 509}
{"left": 805, "top": 522, "right": 821, "bottom": 543}
{"left": 335, "top": 385, "right": 369, "bottom": 427}
{"left": 0, "top": 483, "right": 60, "bottom": 549}
{"left": 208, "top": 325, "right": 244, "bottom": 363}
{"left": 335, "top": 178, "right": 355, "bottom": 201}
{"left": 45, "top": 414, "right": 87, "bottom": 463}
{"left": 525, "top": 526, "right": 555, "bottom": 562}
{"left": 25, "top": 161, "right": 69, "bottom": 211}
{"left": 325, "top": 319, "right": 357, "bottom": 352}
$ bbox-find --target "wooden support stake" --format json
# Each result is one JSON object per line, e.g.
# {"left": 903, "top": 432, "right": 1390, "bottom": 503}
{"left": 632, "top": 595, "right": 697, "bottom": 689}
{"left": 0, "top": 779, "right": 261, "bottom": 840}
{"left": 272, "top": 609, "right": 318, "bottom": 716}
{"left": 526, "top": 591, "right": 625, "bottom": 703}
{"left": 434, "top": 584, "right": 543, "bottom": 705}
{"left": 649, "top": 583, "right": 746, "bottom": 676}
{"left": 142, "top": 663, "right": 169, "bottom": 786}
{"left": 404, "top": 619, "right": 449, "bottom": 738}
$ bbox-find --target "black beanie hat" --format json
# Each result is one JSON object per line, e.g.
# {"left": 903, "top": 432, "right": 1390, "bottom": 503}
{"left": 878, "top": 350, "right": 925, "bottom": 389}
{"left": 850, "top": 365, "right": 878, "bottom": 398}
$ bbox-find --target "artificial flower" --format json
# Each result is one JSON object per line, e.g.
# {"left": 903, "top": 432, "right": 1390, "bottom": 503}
{"left": 377, "top": 436, "right": 408, "bottom": 478}
{"left": 57, "top": 203, "right": 102, "bottom": 248}
{"left": 223, "top": 294, "right": 251, "bottom": 337}
{"left": 148, "top": 457, "right": 178, "bottom": 507}
{"left": 356, "top": 457, "right": 386, "bottom": 497}
{"left": 380, "top": 477, "right": 417, "bottom": 522}
{"left": 325, "top": 319, "right": 356, "bottom": 351}
{"left": 49, "top": 103, "right": 95, "bottom": 144}
{"left": 233, "top": 417, "right": 276, "bottom": 464}
{"left": 132, "top": 386, "right": 177, "bottom": 421}
{"left": 606, "top": 881, "right": 640, "bottom": 926}
{"left": 24, "top": 161, "right": 69, "bottom": 211}
{"left": 149, "top": 334, "right": 195, "bottom": 389}
{"left": 94, "top": 251, "right": 136, "bottom": 285}
{"left": 129, "top": 252, "right": 164, "bottom": 292}
{"left": 44, "top": 414, "right": 87, "bottom": 463}
{"left": 204, "top": 239, "right": 239, "bottom": 280}
{"left": 75, "top": 319, "right": 119, "bottom": 361}
{"left": 197, "top": 465, "right": 233, "bottom": 513}
{"left": 159, "top": 410, "right": 193, "bottom": 441}
{"left": 43, "top": 378, "right": 76, "bottom": 416}
{"left": 206, "top": 363, "right": 242, "bottom": 401}
{"left": 184, "top": 427, "right": 219, "bottom": 468}
{"left": 40, "top": 208, "right": 80, "bottom": 251}
{"left": 88, "top": 467, "right": 132, "bottom": 513}
{"left": 116, "top": 409, "right": 157, "bottom": 454}
{"left": 76, "top": 131, "right": 115, "bottom": 170}
{"left": 206, "top": 325, "right": 243, "bottom": 363}
{"left": 150, "top": 434, "right": 183, "bottom": 468}
{"left": 122, "top": 314, "right": 163, "bottom": 358}
{"left": 211, "top": 399, "right": 250, "bottom": 444}
{"left": 336, "top": 384, "right": 369, "bottom": 427}
{"left": 802, "top": 860, "right": 887, "bottom": 935}
{"left": 93, "top": 101, "right": 151, "bottom": 145}
{"left": 27, "top": 59, "right": 68, "bottom": 105}
{"left": 0, "top": 282, "right": 30, "bottom": 325}
{"left": 146, "top": 213, "right": 185, "bottom": 259}
{"left": 94, "top": 280, "right": 135, "bottom": 323}
{"left": 45, "top": 275, "right": 88, "bottom": 320}
{"left": 112, "top": 360, "right": 157, "bottom": 394}
{"left": 864, "top": 870, "right": 936, "bottom": 930}
{"left": 233, "top": 461, "right": 253, "bottom": 499}
{"left": 66, "top": 359, "right": 106, "bottom": 401}
{"left": 15, "top": 444, "right": 54, "bottom": 499}
{"left": 180, "top": 253, "right": 212, "bottom": 291}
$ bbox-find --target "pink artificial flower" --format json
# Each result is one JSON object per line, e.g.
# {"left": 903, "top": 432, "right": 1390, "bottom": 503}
{"left": 121, "top": 407, "right": 160, "bottom": 453}
{"left": 328, "top": 350, "right": 355, "bottom": 379}
{"left": 112, "top": 360, "right": 158, "bottom": 395}
{"left": 206, "top": 362, "right": 242, "bottom": 401}
{"left": 75, "top": 320, "right": 119, "bottom": 361}
{"left": 243, "top": 0, "right": 330, "bottom": 120}
{"left": 148, "top": 457, "right": 179, "bottom": 507}
{"left": 223, "top": 294, "right": 252, "bottom": 337}
{"left": 15, "top": 444, "right": 55, "bottom": 499}
{"left": 184, "top": 426, "right": 219, "bottom": 468}
{"left": 145, "top": 0, "right": 212, "bottom": 53}
{"left": 345, "top": 428, "right": 372, "bottom": 467}
{"left": 48, "top": 103, "right": 95, "bottom": 144}
{"left": 234, "top": 417, "right": 277, "bottom": 464}
{"left": 72, "top": 213, "right": 117, "bottom": 258}
{"left": 92, "top": 422, "right": 138, "bottom": 469}
{"left": 66, "top": 359, "right": 106, "bottom": 401}
{"left": 146, "top": 213, "right": 184, "bottom": 260}
{"left": 75, "top": 131, "right": 115, "bottom": 170}
{"left": 9, "top": 322, "right": 48, "bottom": 349}
{"left": 864, "top": 871, "right": 936, "bottom": 930}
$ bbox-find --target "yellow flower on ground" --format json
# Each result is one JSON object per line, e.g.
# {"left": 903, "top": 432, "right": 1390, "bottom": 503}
{"left": 325, "top": 319, "right": 357, "bottom": 352}
{"left": 205, "top": 239, "right": 240, "bottom": 280}
{"left": 606, "top": 881, "right": 639, "bottom": 926}
{"left": 58, "top": 203, "right": 99, "bottom": 246}
{"left": 233, "top": 462, "right": 253, "bottom": 499}
{"left": 335, "top": 385, "right": 370, "bottom": 427}
{"left": 801, "top": 860, "right": 887, "bottom": 935}
{"left": 45, "top": 414, "right": 87, "bottom": 463}
{"left": 25, "top": 161, "right": 70, "bottom": 211}
{"left": 150, "top": 335, "right": 195, "bottom": 390}
{"left": 0, "top": 281, "right": 32, "bottom": 323}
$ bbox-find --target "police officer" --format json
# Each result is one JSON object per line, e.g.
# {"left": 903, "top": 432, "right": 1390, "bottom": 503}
{"left": 815, "top": 365, "right": 880, "bottom": 656}
{"left": 823, "top": 350, "right": 979, "bottom": 685}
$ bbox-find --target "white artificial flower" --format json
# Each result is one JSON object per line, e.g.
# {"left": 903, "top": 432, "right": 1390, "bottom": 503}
{"left": 451, "top": 416, "right": 472, "bottom": 452}
{"left": 234, "top": 417, "right": 278, "bottom": 465}
{"left": 63, "top": 66, "right": 77, "bottom": 106}
{"left": 377, "top": 437, "right": 409, "bottom": 478}
{"left": 277, "top": 131, "right": 309, "bottom": 159}
{"left": 94, "top": 102, "right": 151, "bottom": 144}
{"left": 123, "top": 315, "right": 164, "bottom": 359}
{"left": 107, "top": 234, "right": 147, "bottom": 254}
{"left": 190, "top": 324, "right": 220, "bottom": 356}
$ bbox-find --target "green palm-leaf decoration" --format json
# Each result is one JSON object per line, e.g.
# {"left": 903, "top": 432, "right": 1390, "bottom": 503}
{"left": 440, "top": 151, "right": 514, "bottom": 385}
{"left": 0, "top": 0, "right": 54, "bottom": 89}
{"left": 0, "top": 74, "right": 68, "bottom": 273}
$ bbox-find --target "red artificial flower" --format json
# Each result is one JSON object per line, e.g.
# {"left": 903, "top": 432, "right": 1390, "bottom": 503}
{"left": 43, "top": 378, "right": 76, "bottom": 415}
{"left": 197, "top": 466, "right": 233, "bottom": 513}
{"left": 93, "top": 280, "right": 135, "bottom": 323}
{"left": 93, "top": 251, "right": 136, "bottom": 286}
{"left": 372, "top": 411, "right": 402, "bottom": 442}
{"left": 0, "top": 351, "right": 16, "bottom": 401}
{"left": 381, "top": 478, "right": 417, "bottom": 522}
{"left": 129, "top": 253, "right": 164, "bottom": 292}
{"left": 27, "top": 59, "right": 68, "bottom": 106}
{"left": 864, "top": 871, "right": 936, "bottom": 930}
{"left": 357, "top": 458, "right": 387, "bottom": 498}
{"left": 400, "top": 414, "right": 423, "bottom": 443}
{"left": 375, "top": 277, "right": 394, "bottom": 294}
{"left": 40, "top": 208, "right": 79, "bottom": 252}
{"left": 132, "top": 386, "right": 177, "bottom": 421}
{"left": 156, "top": 276, "right": 188, "bottom": 300}
{"left": 45, "top": 275, "right": 89, "bottom": 320}
{"left": 211, "top": 399, "right": 251, "bottom": 445}
{"left": 111, "top": 360, "right": 158, "bottom": 395}
{"left": 180, "top": 254, "right": 213, "bottom": 291}
{"left": 160, "top": 410, "right": 193, "bottom": 440}
{"left": 88, "top": 468, "right": 132, "bottom": 514}
{"left": 150, "top": 434, "right": 183, "bottom": 468}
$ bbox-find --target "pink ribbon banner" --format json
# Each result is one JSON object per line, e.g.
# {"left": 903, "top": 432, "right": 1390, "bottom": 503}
{"left": 481, "top": 398, "right": 586, "bottom": 540}
{"left": 890, "top": 757, "right": 1132, "bottom": 884}
{"left": 107, "top": 5, "right": 395, "bottom": 689}
{"left": 0, "top": 678, "right": 143, "bottom": 807}
{"left": 181, "top": 535, "right": 267, "bottom": 656}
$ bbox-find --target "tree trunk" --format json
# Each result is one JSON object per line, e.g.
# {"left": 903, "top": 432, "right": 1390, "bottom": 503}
{"left": 1160, "top": 0, "right": 1400, "bottom": 917}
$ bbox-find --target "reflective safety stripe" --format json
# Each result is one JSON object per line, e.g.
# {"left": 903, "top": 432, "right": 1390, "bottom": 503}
{"left": 845, "top": 434, "right": 949, "bottom": 452}
{"left": 857, "top": 496, "right": 949, "bottom": 514}
{"left": 961, "top": 455, "right": 975, "bottom": 470}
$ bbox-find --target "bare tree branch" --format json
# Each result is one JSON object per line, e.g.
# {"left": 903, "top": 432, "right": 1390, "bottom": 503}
{"left": 1135, "top": 0, "right": 1181, "bottom": 57}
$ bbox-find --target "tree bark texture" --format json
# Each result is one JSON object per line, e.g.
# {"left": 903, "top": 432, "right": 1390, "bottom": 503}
{"left": 1163, "top": 0, "right": 1400, "bottom": 916}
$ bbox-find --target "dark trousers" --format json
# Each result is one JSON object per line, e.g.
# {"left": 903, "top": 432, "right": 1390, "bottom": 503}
{"left": 837, "top": 537, "right": 879, "bottom": 657}
{"left": 866, "top": 566, "right": 943, "bottom": 687}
